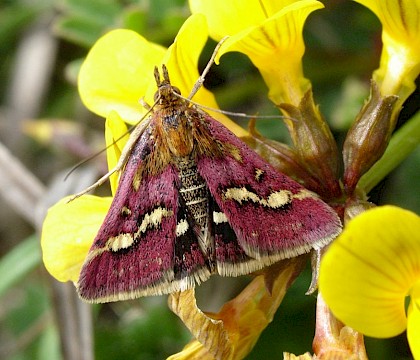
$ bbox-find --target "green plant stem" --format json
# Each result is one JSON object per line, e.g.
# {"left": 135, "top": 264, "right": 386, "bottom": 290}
{"left": 359, "top": 111, "right": 420, "bottom": 193}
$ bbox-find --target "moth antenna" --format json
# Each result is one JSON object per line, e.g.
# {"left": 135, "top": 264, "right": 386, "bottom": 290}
{"left": 188, "top": 36, "right": 229, "bottom": 100}
{"left": 154, "top": 66, "right": 161, "bottom": 86}
{"left": 64, "top": 148, "right": 110, "bottom": 181}
{"left": 67, "top": 117, "right": 151, "bottom": 202}
{"left": 65, "top": 100, "right": 160, "bottom": 183}
{"left": 64, "top": 123, "right": 143, "bottom": 182}
{"left": 66, "top": 94, "right": 164, "bottom": 201}
{"left": 162, "top": 64, "right": 171, "bottom": 83}
{"left": 172, "top": 92, "right": 295, "bottom": 121}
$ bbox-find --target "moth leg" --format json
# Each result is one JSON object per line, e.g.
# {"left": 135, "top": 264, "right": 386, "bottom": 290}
{"left": 68, "top": 118, "right": 151, "bottom": 201}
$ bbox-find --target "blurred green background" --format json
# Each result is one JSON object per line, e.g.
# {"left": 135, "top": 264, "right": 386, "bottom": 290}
{"left": 0, "top": 0, "right": 418, "bottom": 359}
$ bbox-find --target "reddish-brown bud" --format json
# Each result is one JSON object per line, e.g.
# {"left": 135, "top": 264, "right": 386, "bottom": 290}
{"left": 342, "top": 82, "right": 398, "bottom": 195}
{"left": 279, "top": 90, "right": 341, "bottom": 200}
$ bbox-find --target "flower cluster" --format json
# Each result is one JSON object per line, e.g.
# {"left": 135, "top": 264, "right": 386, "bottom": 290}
{"left": 41, "top": 0, "right": 420, "bottom": 358}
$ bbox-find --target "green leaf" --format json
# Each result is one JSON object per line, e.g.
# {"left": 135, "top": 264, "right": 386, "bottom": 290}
{"left": 53, "top": 16, "right": 105, "bottom": 48}
{"left": 53, "top": 0, "right": 124, "bottom": 47}
{"left": 61, "top": 0, "right": 121, "bottom": 25}
{"left": 121, "top": 7, "right": 148, "bottom": 34}
{"left": 0, "top": 235, "right": 41, "bottom": 298}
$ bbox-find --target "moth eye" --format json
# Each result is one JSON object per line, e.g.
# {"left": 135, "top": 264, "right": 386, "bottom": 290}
{"left": 153, "top": 92, "right": 160, "bottom": 102}
{"left": 172, "top": 86, "right": 181, "bottom": 95}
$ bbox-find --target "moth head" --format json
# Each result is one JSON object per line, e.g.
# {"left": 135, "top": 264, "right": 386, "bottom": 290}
{"left": 153, "top": 65, "right": 183, "bottom": 104}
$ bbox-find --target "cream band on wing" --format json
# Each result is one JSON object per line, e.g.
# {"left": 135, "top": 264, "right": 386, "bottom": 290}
{"left": 108, "top": 207, "right": 174, "bottom": 252}
{"left": 222, "top": 187, "right": 315, "bottom": 208}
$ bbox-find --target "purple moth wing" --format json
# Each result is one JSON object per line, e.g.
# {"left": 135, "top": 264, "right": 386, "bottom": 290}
{"left": 195, "top": 113, "right": 342, "bottom": 275}
{"left": 77, "top": 124, "right": 211, "bottom": 303}
{"left": 209, "top": 197, "right": 261, "bottom": 276}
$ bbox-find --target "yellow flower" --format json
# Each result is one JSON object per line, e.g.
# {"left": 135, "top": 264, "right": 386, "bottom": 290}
{"left": 319, "top": 206, "right": 420, "bottom": 359}
{"left": 41, "top": 13, "right": 246, "bottom": 283}
{"left": 354, "top": 0, "right": 420, "bottom": 102}
{"left": 190, "top": 0, "right": 324, "bottom": 105}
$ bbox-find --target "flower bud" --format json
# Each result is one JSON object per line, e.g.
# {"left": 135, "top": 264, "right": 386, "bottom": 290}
{"left": 343, "top": 81, "right": 398, "bottom": 194}
{"left": 279, "top": 90, "right": 341, "bottom": 200}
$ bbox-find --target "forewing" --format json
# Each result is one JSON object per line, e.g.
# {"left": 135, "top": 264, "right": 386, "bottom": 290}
{"left": 77, "top": 126, "right": 209, "bottom": 302}
{"left": 196, "top": 115, "right": 342, "bottom": 273}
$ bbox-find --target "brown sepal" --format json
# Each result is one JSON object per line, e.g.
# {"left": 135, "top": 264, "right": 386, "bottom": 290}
{"left": 242, "top": 119, "right": 328, "bottom": 196}
{"left": 262, "top": 256, "right": 307, "bottom": 296}
{"left": 279, "top": 90, "right": 341, "bottom": 200}
{"left": 313, "top": 293, "right": 368, "bottom": 360}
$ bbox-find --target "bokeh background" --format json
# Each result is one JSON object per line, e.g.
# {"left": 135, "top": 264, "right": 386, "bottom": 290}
{"left": 0, "top": 0, "right": 418, "bottom": 359}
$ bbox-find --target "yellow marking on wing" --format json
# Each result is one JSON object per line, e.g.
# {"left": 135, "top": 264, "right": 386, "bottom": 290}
{"left": 293, "top": 189, "right": 317, "bottom": 200}
{"left": 254, "top": 168, "right": 264, "bottom": 182}
{"left": 132, "top": 171, "right": 142, "bottom": 191}
{"left": 176, "top": 218, "right": 189, "bottom": 236}
{"left": 223, "top": 187, "right": 290, "bottom": 208}
{"left": 213, "top": 211, "right": 228, "bottom": 224}
{"left": 87, "top": 207, "right": 174, "bottom": 256}
{"left": 222, "top": 188, "right": 315, "bottom": 208}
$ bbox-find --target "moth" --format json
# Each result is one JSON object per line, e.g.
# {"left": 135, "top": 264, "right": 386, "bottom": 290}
{"left": 75, "top": 65, "right": 341, "bottom": 303}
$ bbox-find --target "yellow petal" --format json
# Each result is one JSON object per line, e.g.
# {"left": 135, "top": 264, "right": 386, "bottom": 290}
{"left": 319, "top": 205, "right": 420, "bottom": 338}
{"left": 355, "top": 0, "right": 420, "bottom": 99}
{"left": 143, "top": 14, "right": 209, "bottom": 104}
{"left": 211, "top": 0, "right": 323, "bottom": 105}
{"left": 354, "top": 0, "right": 420, "bottom": 45}
{"left": 159, "top": 14, "right": 209, "bottom": 101}
{"left": 78, "top": 29, "right": 166, "bottom": 123}
{"left": 167, "top": 340, "right": 214, "bottom": 360}
{"left": 105, "top": 111, "right": 129, "bottom": 195}
{"left": 189, "top": 0, "right": 297, "bottom": 40}
{"left": 407, "top": 283, "right": 420, "bottom": 359}
{"left": 41, "top": 195, "right": 111, "bottom": 282}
